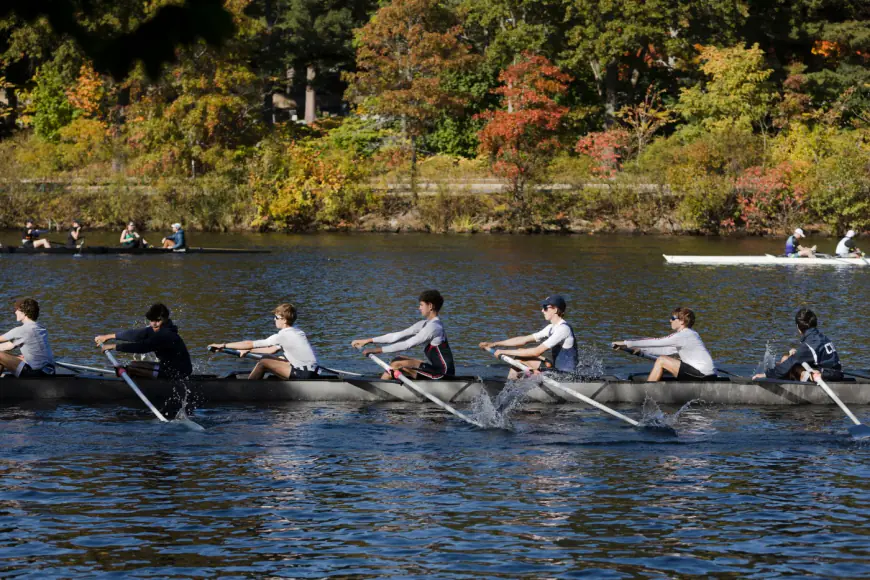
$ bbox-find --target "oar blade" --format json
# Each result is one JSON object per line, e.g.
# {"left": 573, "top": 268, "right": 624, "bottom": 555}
{"left": 848, "top": 424, "right": 870, "bottom": 440}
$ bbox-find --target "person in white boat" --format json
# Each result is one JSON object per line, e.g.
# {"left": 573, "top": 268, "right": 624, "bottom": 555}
{"left": 835, "top": 230, "right": 862, "bottom": 258}
{"left": 352, "top": 290, "right": 455, "bottom": 380}
{"left": 209, "top": 303, "right": 319, "bottom": 379}
{"left": 785, "top": 228, "right": 815, "bottom": 258}
{"left": 0, "top": 298, "right": 55, "bottom": 377}
{"left": 479, "top": 295, "right": 577, "bottom": 379}
{"left": 612, "top": 307, "right": 716, "bottom": 382}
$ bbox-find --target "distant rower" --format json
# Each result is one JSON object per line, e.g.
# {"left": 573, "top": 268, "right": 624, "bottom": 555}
{"left": 162, "top": 223, "right": 186, "bottom": 249}
{"left": 752, "top": 308, "right": 842, "bottom": 382}
{"left": 120, "top": 222, "right": 148, "bottom": 248}
{"left": 22, "top": 219, "right": 50, "bottom": 249}
{"left": 209, "top": 303, "right": 319, "bottom": 379}
{"left": 0, "top": 298, "right": 55, "bottom": 377}
{"left": 66, "top": 219, "right": 83, "bottom": 249}
{"left": 479, "top": 295, "right": 577, "bottom": 379}
{"left": 95, "top": 303, "right": 192, "bottom": 381}
{"left": 785, "top": 228, "right": 815, "bottom": 258}
{"left": 352, "top": 290, "right": 455, "bottom": 380}
{"left": 613, "top": 307, "right": 716, "bottom": 382}
{"left": 835, "top": 230, "right": 862, "bottom": 258}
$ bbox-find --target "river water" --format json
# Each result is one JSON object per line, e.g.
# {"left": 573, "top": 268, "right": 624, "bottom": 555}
{"left": 1, "top": 232, "right": 868, "bottom": 577}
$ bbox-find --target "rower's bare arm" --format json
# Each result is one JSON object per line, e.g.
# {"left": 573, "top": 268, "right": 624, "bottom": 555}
{"left": 0, "top": 341, "right": 15, "bottom": 352}
{"left": 250, "top": 346, "right": 280, "bottom": 355}
{"left": 351, "top": 338, "right": 372, "bottom": 349}
{"left": 221, "top": 340, "right": 255, "bottom": 351}
{"left": 94, "top": 333, "right": 116, "bottom": 345}
{"left": 482, "top": 335, "right": 535, "bottom": 349}
{"left": 499, "top": 343, "right": 548, "bottom": 358}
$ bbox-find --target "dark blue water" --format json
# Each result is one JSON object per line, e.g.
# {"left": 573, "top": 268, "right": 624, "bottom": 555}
{"left": 1, "top": 233, "right": 868, "bottom": 577}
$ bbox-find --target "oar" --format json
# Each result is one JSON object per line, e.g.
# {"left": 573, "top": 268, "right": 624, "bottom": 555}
{"left": 842, "top": 370, "right": 870, "bottom": 381}
{"left": 802, "top": 362, "right": 870, "bottom": 439}
{"left": 366, "top": 353, "right": 484, "bottom": 428}
{"left": 488, "top": 348, "right": 639, "bottom": 427}
{"left": 104, "top": 350, "right": 168, "bottom": 423}
{"left": 612, "top": 344, "right": 742, "bottom": 378}
{"left": 208, "top": 346, "right": 364, "bottom": 377}
{"left": 56, "top": 361, "right": 116, "bottom": 375}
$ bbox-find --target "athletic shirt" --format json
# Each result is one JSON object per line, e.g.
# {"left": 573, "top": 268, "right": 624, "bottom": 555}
{"left": 835, "top": 236, "right": 856, "bottom": 256}
{"left": 115, "top": 320, "right": 193, "bottom": 379}
{"left": 625, "top": 328, "right": 715, "bottom": 376}
{"left": 785, "top": 235, "right": 797, "bottom": 255}
{"left": 67, "top": 227, "right": 80, "bottom": 248}
{"left": 532, "top": 320, "right": 577, "bottom": 373}
{"left": 252, "top": 327, "right": 318, "bottom": 371}
{"left": 3, "top": 321, "right": 55, "bottom": 371}
{"left": 22, "top": 228, "right": 39, "bottom": 243}
{"left": 373, "top": 317, "right": 455, "bottom": 374}
{"left": 122, "top": 230, "right": 137, "bottom": 242}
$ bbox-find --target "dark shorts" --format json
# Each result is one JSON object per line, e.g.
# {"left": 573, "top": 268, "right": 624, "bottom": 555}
{"left": 676, "top": 362, "right": 716, "bottom": 381}
{"left": 21, "top": 240, "right": 34, "bottom": 248}
{"left": 18, "top": 363, "right": 56, "bottom": 378}
{"left": 289, "top": 367, "right": 317, "bottom": 379}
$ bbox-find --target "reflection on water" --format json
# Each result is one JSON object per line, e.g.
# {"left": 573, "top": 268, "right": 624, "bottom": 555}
{"left": 0, "top": 233, "right": 869, "bottom": 577}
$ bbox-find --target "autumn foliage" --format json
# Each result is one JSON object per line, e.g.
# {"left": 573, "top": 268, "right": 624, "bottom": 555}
{"left": 477, "top": 53, "right": 571, "bottom": 215}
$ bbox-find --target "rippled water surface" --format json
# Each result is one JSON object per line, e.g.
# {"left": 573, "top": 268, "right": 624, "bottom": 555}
{"left": 1, "top": 232, "right": 869, "bottom": 577}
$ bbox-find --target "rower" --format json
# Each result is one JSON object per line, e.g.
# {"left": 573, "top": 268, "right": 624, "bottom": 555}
{"left": 22, "top": 219, "right": 51, "bottom": 249}
{"left": 752, "top": 308, "right": 843, "bottom": 382}
{"left": 835, "top": 230, "right": 862, "bottom": 258}
{"left": 208, "top": 303, "right": 319, "bottom": 379}
{"left": 162, "top": 223, "right": 186, "bottom": 249}
{"left": 95, "top": 303, "right": 192, "bottom": 381}
{"left": 612, "top": 307, "right": 716, "bottom": 382}
{"left": 785, "top": 228, "right": 815, "bottom": 258}
{"left": 0, "top": 298, "right": 55, "bottom": 377}
{"left": 66, "top": 219, "right": 83, "bottom": 249}
{"left": 479, "top": 295, "right": 577, "bottom": 379}
{"left": 352, "top": 290, "right": 455, "bottom": 380}
{"left": 120, "top": 222, "right": 148, "bottom": 248}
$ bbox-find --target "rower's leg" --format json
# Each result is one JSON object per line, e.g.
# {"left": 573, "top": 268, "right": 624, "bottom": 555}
{"left": 248, "top": 359, "right": 291, "bottom": 380}
{"left": 0, "top": 352, "right": 23, "bottom": 375}
{"left": 127, "top": 361, "right": 160, "bottom": 379}
{"left": 386, "top": 357, "right": 422, "bottom": 379}
{"left": 647, "top": 356, "right": 680, "bottom": 382}
{"left": 34, "top": 239, "right": 50, "bottom": 249}
{"left": 162, "top": 240, "right": 174, "bottom": 248}
{"left": 508, "top": 358, "right": 543, "bottom": 380}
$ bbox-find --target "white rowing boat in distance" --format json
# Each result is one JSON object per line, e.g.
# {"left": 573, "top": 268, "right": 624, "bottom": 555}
{"left": 663, "top": 254, "right": 869, "bottom": 266}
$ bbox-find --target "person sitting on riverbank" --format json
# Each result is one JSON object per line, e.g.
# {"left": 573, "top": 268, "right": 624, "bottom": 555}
{"left": 95, "top": 303, "right": 192, "bottom": 381}
{"left": 22, "top": 220, "right": 51, "bottom": 249}
{"left": 479, "top": 295, "right": 577, "bottom": 379}
{"left": 209, "top": 303, "right": 319, "bottom": 380}
{"left": 352, "top": 290, "right": 455, "bottom": 380}
{"left": 786, "top": 228, "right": 815, "bottom": 258}
{"left": 120, "top": 222, "right": 148, "bottom": 248}
{"left": 162, "top": 223, "right": 186, "bottom": 249}
{"left": 0, "top": 298, "right": 55, "bottom": 377}
{"left": 612, "top": 307, "right": 716, "bottom": 382}
{"left": 835, "top": 230, "right": 862, "bottom": 258}
{"left": 752, "top": 308, "right": 843, "bottom": 382}
{"left": 66, "top": 219, "right": 83, "bottom": 249}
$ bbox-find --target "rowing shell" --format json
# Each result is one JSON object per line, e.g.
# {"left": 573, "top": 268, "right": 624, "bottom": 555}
{"left": 664, "top": 254, "right": 868, "bottom": 266}
{"left": 3, "top": 373, "right": 870, "bottom": 406}
{"left": 0, "top": 246, "right": 271, "bottom": 255}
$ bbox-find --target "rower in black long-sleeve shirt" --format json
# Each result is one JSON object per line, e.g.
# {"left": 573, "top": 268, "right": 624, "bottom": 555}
{"left": 753, "top": 308, "right": 843, "bottom": 382}
{"left": 94, "top": 303, "right": 192, "bottom": 380}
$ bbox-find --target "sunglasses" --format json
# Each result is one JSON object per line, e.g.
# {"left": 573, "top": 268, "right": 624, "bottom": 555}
{"left": 541, "top": 305, "right": 555, "bottom": 311}
{"left": 274, "top": 314, "right": 284, "bottom": 320}
{"left": 670, "top": 315, "right": 679, "bottom": 321}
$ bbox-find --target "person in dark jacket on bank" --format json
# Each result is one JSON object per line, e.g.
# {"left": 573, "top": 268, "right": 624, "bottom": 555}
{"left": 753, "top": 308, "right": 843, "bottom": 382}
{"left": 94, "top": 303, "right": 193, "bottom": 380}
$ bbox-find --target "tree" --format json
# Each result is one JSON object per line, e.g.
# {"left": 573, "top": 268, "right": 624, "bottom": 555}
{"left": 477, "top": 53, "right": 570, "bottom": 221}
{"left": 344, "top": 0, "right": 475, "bottom": 200}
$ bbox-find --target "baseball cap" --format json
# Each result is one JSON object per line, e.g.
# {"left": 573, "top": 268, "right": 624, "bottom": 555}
{"left": 846, "top": 230, "right": 855, "bottom": 238}
{"left": 171, "top": 223, "right": 182, "bottom": 229}
{"left": 541, "top": 295, "right": 567, "bottom": 311}
{"left": 794, "top": 228, "right": 805, "bottom": 237}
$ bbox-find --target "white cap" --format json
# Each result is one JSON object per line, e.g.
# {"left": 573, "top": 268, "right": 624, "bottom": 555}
{"left": 794, "top": 228, "right": 805, "bottom": 238}
{"left": 172, "top": 223, "right": 182, "bottom": 229}
{"left": 845, "top": 229, "right": 855, "bottom": 238}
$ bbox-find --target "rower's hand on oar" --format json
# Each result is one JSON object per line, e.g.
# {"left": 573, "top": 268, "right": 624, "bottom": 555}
{"left": 351, "top": 338, "right": 371, "bottom": 349}
{"left": 207, "top": 343, "right": 225, "bottom": 352}
{"left": 236, "top": 349, "right": 250, "bottom": 358}
{"left": 479, "top": 341, "right": 494, "bottom": 349}
{"left": 100, "top": 343, "right": 115, "bottom": 352}
{"left": 94, "top": 334, "right": 112, "bottom": 346}
{"left": 362, "top": 347, "right": 382, "bottom": 356}
{"left": 611, "top": 341, "right": 626, "bottom": 348}
{"left": 751, "top": 373, "right": 765, "bottom": 380}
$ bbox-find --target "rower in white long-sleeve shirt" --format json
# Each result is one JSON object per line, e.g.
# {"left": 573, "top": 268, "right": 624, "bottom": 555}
{"left": 613, "top": 307, "right": 716, "bottom": 382}
{"left": 352, "top": 290, "right": 455, "bottom": 380}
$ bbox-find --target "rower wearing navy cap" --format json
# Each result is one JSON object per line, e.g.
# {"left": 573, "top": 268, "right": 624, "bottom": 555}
{"left": 479, "top": 295, "right": 577, "bottom": 379}
{"left": 785, "top": 228, "right": 815, "bottom": 258}
{"left": 352, "top": 290, "right": 455, "bottom": 380}
{"left": 22, "top": 219, "right": 51, "bottom": 249}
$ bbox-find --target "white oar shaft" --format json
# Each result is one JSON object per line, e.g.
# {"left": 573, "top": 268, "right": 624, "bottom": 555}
{"left": 494, "top": 350, "right": 639, "bottom": 427}
{"left": 368, "top": 354, "right": 483, "bottom": 428}
{"left": 56, "top": 361, "right": 116, "bottom": 375}
{"left": 105, "top": 350, "right": 169, "bottom": 422}
{"left": 802, "top": 362, "right": 862, "bottom": 425}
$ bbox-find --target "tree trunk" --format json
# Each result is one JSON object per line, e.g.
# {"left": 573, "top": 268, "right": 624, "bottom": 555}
{"left": 3, "top": 87, "right": 17, "bottom": 135}
{"left": 410, "top": 134, "right": 418, "bottom": 205}
{"left": 604, "top": 62, "right": 618, "bottom": 128}
{"left": 304, "top": 65, "right": 316, "bottom": 124}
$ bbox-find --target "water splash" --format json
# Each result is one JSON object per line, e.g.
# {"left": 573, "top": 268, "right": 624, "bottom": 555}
{"left": 469, "top": 376, "right": 540, "bottom": 430}
{"left": 755, "top": 341, "right": 777, "bottom": 375}
{"left": 637, "top": 396, "right": 698, "bottom": 434}
{"left": 545, "top": 343, "right": 606, "bottom": 383}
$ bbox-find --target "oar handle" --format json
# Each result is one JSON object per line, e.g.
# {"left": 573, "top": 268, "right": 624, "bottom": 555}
{"left": 487, "top": 348, "right": 639, "bottom": 427}
{"left": 612, "top": 343, "right": 658, "bottom": 362}
{"left": 208, "top": 346, "right": 284, "bottom": 361}
{"left": 104, "top": 349, "right": 169, "bottom": 422}
{"left": 802, "top": 362, "right": 862, "bottom": 426}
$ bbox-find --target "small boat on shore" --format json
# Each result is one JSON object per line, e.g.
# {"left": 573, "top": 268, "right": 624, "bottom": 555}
{"left": 664, "top": 254, "right": 868, "bottom": 266}
{"left": 1, "top": 246, "right": 271, "bottom": 255}
{"left": 3, "top": 372, "right": 869, "bottom": 407}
